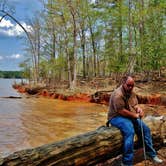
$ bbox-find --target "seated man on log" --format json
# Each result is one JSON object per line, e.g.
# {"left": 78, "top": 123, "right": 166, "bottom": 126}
{"left": 107, "top": 75, "right": 163, "bottom": 166}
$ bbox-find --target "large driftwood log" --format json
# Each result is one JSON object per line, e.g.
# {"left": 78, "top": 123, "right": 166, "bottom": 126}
{"left": 91, "top": 91, "right": 166, "bottom": 106}
{"left": 0, "top": 116, "right": 165, "bottom": 166}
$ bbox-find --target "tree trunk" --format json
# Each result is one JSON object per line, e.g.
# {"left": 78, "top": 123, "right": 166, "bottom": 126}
{"left": 139, "top": 0, "right": 145, "bottom": 69}
{"left": 67, "top": 1, "right": 77, "bottom": 89}
{"left": 127, "top": 0, "right": 136, "bottom": 75}
{"left": 118, "top": 0, "right": 123, "bottom": 63}
{"left": 0, "top": 116, "right": 165, "bottom": 166}
{"left": 128, "top": 0, "right": 132, "bottom": 56}
{"left": 89, "top": 20, "right": 97, "bottom": 77}
{"left": 81, "top": 28, "right": 86, "bottom": 79}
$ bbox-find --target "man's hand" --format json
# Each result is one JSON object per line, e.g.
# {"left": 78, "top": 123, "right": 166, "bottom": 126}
{"left": 119, "top": 109, "right": 142, "bottom": 119}
{"left": 135, "top": 107, "right": 144, "bottom": 118}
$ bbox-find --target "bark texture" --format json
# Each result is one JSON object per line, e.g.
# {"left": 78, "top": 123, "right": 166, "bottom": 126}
{"left": 0, "top": 116, "right": 165, "bottom": 166}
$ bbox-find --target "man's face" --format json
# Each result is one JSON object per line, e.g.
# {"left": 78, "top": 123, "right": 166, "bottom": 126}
{"left": 123, "top": 78, "right": 134, "bottom": 94}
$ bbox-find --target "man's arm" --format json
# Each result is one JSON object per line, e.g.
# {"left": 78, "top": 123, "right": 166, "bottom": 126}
{"left": 113, "top": 93, "right": 143, "bottom": 119}
{"left": 118, "top": 109, "right": 140, "bottom": 118}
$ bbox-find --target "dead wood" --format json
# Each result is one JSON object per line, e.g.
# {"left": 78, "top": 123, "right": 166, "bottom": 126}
{"left": 91, "top": 91, "right": 166, "bottom": 106}
{"left": 0, "top": 96, "right": 22, "bottom": 99}
{"left": 0, "top": 116, "right": 165, "bottom": 166}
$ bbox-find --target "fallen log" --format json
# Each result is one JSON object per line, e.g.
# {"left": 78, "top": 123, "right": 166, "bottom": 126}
{"left": 0, "top": 116, "right": 165, "bottom": 166}
{"left": 90, "top": 90, "right": 112, "bottom": 104}
{"left": 90, "top": 91, "right": 166, "bottom": 106}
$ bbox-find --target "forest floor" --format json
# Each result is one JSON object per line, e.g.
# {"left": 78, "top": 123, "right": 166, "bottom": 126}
{"left": 13, "top": 76, "right": 166, "bottom": 166}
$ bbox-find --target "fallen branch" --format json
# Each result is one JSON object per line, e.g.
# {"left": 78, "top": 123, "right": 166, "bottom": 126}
{"left": 0, "top": 96, "right": 22, "bottom": 99}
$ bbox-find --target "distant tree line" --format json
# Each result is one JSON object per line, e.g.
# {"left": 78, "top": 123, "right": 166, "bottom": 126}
{"left": 0, "top": 71, "right": 23, "bottom": 78}
{"left": 0, "top": 0, "right": 165, "bottom": 88}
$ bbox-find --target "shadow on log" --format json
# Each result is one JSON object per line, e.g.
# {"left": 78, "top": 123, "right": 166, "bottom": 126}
{"left": 0, "top": 116, "right": 165, "bottom": 166}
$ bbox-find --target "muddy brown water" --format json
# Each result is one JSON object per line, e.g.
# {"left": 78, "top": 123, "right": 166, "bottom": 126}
{"left": 0, "top": 79, "right": 107, "bottom": 157}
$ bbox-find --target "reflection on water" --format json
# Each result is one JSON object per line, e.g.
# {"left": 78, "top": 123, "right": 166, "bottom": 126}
{"left": 21, "top": 99, "right": 106, "bottom": 147}
{"left": 0, "top": 98, "right": 29, "bottom": 157}
{"left": 0, "top": 79, "right": 108, "bottom": 157}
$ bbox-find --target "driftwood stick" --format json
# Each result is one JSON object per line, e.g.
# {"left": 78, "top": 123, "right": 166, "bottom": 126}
{"left": 0, "top": 116, "right": 165, "bottom": 166}
{"left": 0, "top": 96, "right": 22, "bottom": 99}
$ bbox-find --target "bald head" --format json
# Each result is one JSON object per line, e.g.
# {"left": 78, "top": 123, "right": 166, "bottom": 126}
{"left": 126, "top": 76, "right": 134, "bottom": 84}
{"left": 122, "top": 76, "right": 135, "bottom": 93}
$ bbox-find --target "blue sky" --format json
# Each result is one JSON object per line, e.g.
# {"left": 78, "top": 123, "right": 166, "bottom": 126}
{"left": 0, "top": 0, "right": 43, "bottom": 71}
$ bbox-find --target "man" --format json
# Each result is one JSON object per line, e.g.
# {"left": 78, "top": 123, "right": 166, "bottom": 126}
{"left": 107, "top": 76, "right": 163, "bottom": 166}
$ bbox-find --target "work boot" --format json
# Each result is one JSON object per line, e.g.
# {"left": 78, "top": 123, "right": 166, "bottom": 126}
{"left": 152, "top": 156, "right": 163, "bottom": 164}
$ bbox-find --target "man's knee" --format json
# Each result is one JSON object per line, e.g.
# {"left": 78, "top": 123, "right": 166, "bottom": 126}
{"left": 123, "top": 126, "right": 135, "bottom": 137}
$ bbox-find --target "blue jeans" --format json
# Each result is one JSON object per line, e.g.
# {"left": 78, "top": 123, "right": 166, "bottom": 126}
{"left": 110, "top": 116, "right": 156, "bottom": 165}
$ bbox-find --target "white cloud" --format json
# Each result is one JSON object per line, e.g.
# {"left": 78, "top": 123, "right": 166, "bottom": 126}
{"left": 8, "top": 24, "right": 24, "bottom": 36}
{"left": 11, "top": 54, "right": 22, "bottom": 59}
{"left": 0, "top": 56, "right": 4, "bottom": 60}
{"left": 7, "top": 54, "right": 22, "bottom": 59}
{"left": 0, "top": 17, "right": 14, "bottom": 28}
{"left": 0, "top": 17, "right": 32, "bottom": 36}
{"left": 21, "top": 22, "right": 33, "bottom": 33}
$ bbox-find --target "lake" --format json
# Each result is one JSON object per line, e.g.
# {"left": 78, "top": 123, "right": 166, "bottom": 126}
{"left": 0, "top": 79, "right": 107, "bottom": 157}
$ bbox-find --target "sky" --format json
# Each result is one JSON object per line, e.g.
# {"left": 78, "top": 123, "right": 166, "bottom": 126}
{"left": 0, "top": 0, "right": 43, "bottom": 71}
